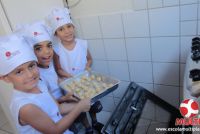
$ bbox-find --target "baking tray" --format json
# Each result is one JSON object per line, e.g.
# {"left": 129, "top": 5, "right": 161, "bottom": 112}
{"left": 59, "top": 71, "right": 120, "bottom": 103}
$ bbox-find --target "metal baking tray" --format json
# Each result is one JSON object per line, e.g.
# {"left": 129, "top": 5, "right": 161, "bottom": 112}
{"left": 59, "top": 71, "right": 120, "bottom": 103}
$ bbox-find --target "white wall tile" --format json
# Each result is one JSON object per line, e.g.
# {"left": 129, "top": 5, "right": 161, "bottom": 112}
{"left": 108, "top": 61, "right": 130, "bottom": 81}
{"left": 137, "top": 83, "right": 154, "bottom": 93}
{"left": 181, "top": 4, "right": 198, "bottom": 21}
{"left": 92, "top": 60, "right": 109, "bottom": 75}
{"left": 88, "top": 39, "right": 106, "bottom": 60}
{"left": 149, "top": 7, "right": 179, "bottom": 36}
{"left": 163, "top": 0, "right": 179, "bottom": 6}
{"left": 96, "top": 111, "right": 111, "bottom": 124}
{"left": 180, "top": 36, "right": 193, "bottom": 63}
{"left": 198, "top": 4, "right": 200, "bottom": 20}
{"left": 152, "top": 37, "right": 179, "bottom": 62}
{"left": 113, "top": 81, "right": 129, "bottom": 98}
{"left": 72, "top": 18, "right": 83, "bottom": 38}
{"left": 148, "top": 0, "right": 163, "bottom": 9}
{"left": 79, "top": 16, "right": 102, "bottom": 39}
{"left": 153, "top": 63, "right": 179, "bottom": 86}
{"left": 180, "top": 86, "right": 183, "bottom": 101}
{"left": 181, "top": 21, "right": 197, "bottom": 36}
{"left": 180, "top": 64, "right": 186, "bottom": 86}
{"left": 198, "top": 21, "right": 200, "bottom": 34}
{"left": 154, "top": 84, "right": 180, "bottom": 107}
{"left": 126, "top": 38, "right": 151, "bottom": 61}
{"left": 129, "top": 62, "right": 153, "bottom": 83}
{"left": 100, "top": 14, "right": 124, "bottom": 38}
{"left": 123, "top": 11, "right": 149, "bottom": 37}
{"left": 133, "top": 0, "right": 147, "bottom": 10}
{"left": 73, "top": 7, "right": 198, "bottom": 122}
{"left": 100, "top": 96, "right": 115, "bottom": 112}
{"left": 180, "top": 0, "right": 198, "bottom": 5}
{"left": 104, "top": 39, "right": 127, "bottom": 60}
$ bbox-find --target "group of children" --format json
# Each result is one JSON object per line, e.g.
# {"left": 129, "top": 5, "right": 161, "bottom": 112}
{"left": 0, "top": 7, "right": 103, "bottom": 134}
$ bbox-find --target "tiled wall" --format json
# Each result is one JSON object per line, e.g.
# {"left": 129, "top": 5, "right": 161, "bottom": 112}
{"left": 72, "top": 0, "right": 200, "bottom": 124}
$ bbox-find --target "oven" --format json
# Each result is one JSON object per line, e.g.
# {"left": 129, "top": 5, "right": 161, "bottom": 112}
{"left": 101, "top": 82, "right": 189, "bottom": 134}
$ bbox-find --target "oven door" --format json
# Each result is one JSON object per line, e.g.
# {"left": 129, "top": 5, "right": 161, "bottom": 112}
{"left": 102, "top": 82, "right": 187, "bottom": 134}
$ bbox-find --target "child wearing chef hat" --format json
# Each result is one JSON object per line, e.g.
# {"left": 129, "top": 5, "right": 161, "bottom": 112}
{"left": 0, "top": 34, "right": 90, "bottom": 134}
{"left": 46, "top": 7, "right": 104, "bottom": 133}
{"left": 23, "top": 21, "right": 94, "bottom": 134}
{"left": 22, "top": 21, "right": 69, "bottom": 101}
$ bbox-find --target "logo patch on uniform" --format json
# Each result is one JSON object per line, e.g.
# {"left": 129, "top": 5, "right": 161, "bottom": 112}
{"left": 5, "top": 51, "right": 11, "bottom": 57}
{"left": 5, "top": 50, "right": 21, "bottom": 60}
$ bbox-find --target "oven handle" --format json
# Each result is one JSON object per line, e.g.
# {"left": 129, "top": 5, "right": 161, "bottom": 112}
{"left": 130, "top": 105, "right": 137, "bottom": 111}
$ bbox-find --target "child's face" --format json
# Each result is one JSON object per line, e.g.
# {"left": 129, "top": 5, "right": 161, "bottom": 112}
{"left": 4, "top": 61, "right": 39, "bottom": 92}
{"left": 55, "top": 24, "right": 75, "bottom": 43}
{"left": 34, "top": 41, "right": 53, "bottom": 67}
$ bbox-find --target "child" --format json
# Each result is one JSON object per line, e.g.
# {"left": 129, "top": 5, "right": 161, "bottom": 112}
{"left": 0, "top": 34, "right": 91, "bottom": 134}
{"left": 46, "top": 7, "right": 104, "bottom": 133}
{"left": 23, "top": 21, "right": 94, "bottom": 134}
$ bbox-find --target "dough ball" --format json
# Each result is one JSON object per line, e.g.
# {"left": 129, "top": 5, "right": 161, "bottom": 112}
{"left": 90, "top": 75, "right": 96, "bottom": 80}
{"left": 96, "top": 76, "right": 102, "bottom": 82}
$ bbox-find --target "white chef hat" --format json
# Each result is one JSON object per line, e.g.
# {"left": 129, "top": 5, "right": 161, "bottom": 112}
{"left": 0, "top": 35, "right": 37, "bottom": 76}
{"left": 46, "top": 7, "right": 73, "bottom": 34}
{"left": 23, "top": 21, "right": 52, "bottom": 48}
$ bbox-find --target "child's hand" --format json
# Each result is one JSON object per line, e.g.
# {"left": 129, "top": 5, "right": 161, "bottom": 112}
{"left": 66, "top": 73, "right": 73, "bottom": 78}
{"left": 78, "top": 99, "right": 91, "bottom": 112}
{"left": 58, "top": 92, "right": 78, "bottom": 103}
{"left": 0, "top": 76, "right": 3, "bottom": 80}
{"left": 85, "top": 66, "right": 91, "bottom": 71}
{"left": 57, "top": 77, "right": 65, "bottom": 84}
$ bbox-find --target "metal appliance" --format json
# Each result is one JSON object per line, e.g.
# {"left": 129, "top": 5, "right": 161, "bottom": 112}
{"left": 102, "top": 82, "right": 188, "bottom": 134}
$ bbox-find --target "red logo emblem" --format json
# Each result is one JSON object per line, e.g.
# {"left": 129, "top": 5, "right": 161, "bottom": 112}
{"left": 56, "top": 17, "right": 60, "bottom": 21}
{"left": 5, "top": 51, "right": 11, "bottom": 57}
{"left": 33, "top": 32, "right": 38, "bottom": 36}
{"left": 180, "top": 99, "right": 199, "bottom": 118}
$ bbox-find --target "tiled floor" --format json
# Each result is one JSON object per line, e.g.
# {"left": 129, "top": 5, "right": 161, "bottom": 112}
{"left": 0, "top": 107, "right": 14, "bottom": 134}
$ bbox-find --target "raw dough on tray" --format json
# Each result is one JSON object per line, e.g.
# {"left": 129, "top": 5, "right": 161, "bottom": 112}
{"left": 63, "top": 74, "right": 114, "bottom": 99}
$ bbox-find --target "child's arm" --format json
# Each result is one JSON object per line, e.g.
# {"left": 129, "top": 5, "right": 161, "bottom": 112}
{"left": 19, "top": 99, "right": 90, "bottom": 134}
{"left": 53, "top": 52, "right": 73, "bottom": 78}
{"left": 85, "top": 49, "right": 92, "bottom": 70}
